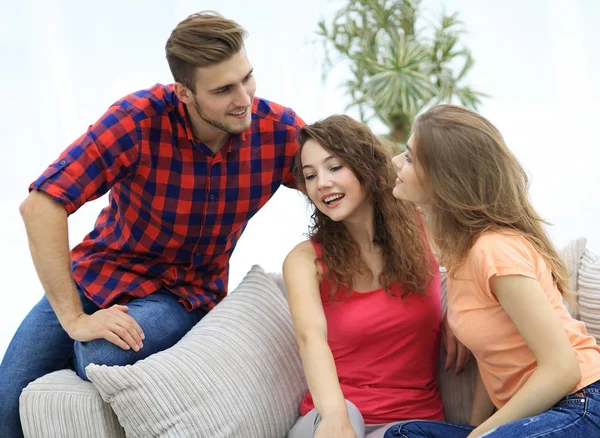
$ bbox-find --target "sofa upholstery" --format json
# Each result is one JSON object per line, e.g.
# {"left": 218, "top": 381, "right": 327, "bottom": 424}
{"left": 19, "top": 237, "right": 599, "bottom": 437}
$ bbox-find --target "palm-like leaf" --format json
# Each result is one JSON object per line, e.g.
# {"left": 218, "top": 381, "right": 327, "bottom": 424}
{"left": 367, "top": 34, "right": 437, "bottom": 115}
{"left": 317, "top": 0, "right": 488, "bottom": 141}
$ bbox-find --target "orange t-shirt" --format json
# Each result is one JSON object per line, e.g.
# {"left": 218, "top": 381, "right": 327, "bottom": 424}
{"left": 447, "top": 231, "right": 600, "bottom": 408}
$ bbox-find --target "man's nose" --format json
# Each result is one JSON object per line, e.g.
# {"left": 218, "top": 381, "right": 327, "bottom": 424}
{"left": 234, "top": 85, "right": 251, "bottom": 107}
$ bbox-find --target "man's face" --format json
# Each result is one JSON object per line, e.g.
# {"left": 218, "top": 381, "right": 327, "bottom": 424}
{"left": 190, "top": 50, "right": 256, "bottom": 135}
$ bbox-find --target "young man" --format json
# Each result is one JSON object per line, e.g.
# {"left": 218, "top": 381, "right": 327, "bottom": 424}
{"left": 0, "top": 12, "right": 304, "bottom": 437}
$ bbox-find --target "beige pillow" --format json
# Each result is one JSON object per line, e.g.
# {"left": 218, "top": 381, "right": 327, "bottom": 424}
{"left": 558, "top": 237, "right": 587, "bottom": 318}
{"left": 86, "top": 265, "right": 307, "bottom": 438}
{"left": 577, "top": 247, "right": 600, "bottom": 342}
{"left": 436, "top": 269, "right": 477, "bottom": 424}
{"left": 559, "top": 237, "right": 587, "bottom": 293}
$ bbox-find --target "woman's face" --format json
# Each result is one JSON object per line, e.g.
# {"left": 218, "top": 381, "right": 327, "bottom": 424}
{"left": 391, "top": 135, "right": 431, "bottom": 205}
{"left": 300, "top": 139, "right": 369, "bottom": 222}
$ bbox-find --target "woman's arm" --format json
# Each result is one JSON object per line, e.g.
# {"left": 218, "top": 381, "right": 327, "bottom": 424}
{"left": 469, "top": 368, "right": 495, "bottom": 426}
{"left": 467, "top": 275, "right": 581, "bottom": 437}
{"left": 283, "top": 242, "right": 357, "bottom": 437}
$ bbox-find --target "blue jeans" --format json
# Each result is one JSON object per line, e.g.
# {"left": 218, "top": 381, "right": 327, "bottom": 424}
{"left": 385, "top": 380, "right": 600, "bottom": 437}
{"left": 0, "top": 287, "right": 207, "bottom": 438}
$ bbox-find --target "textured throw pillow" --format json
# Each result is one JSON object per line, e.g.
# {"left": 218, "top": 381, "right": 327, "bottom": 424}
{"left": 86, "top": 265, "right": 307, "bottom": 438}
{"left": 577, "top": 247, "right": 600, "bottom": 342}
{"left": 558, "top": 237, "right": 587, "bottom": 318}
{"left": 436, "top": 269, "right": 477, "bottom": 424}
{"left": 559, "top": 237, "right": 587, "bottom": 293}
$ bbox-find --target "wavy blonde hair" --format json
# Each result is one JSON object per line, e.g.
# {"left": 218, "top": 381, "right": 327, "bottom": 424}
{"left": 294, "top": 115, "right": 434, "bottom": 299}
{"left": 412, "top": 104, "right": 572, "bottom": 300}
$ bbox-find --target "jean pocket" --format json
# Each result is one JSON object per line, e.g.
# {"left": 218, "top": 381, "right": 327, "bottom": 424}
{"left": 555, "top": 392, "right": 587, "bottom": 407}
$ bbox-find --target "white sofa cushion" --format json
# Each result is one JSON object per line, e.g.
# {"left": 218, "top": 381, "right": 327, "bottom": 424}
{"left": 559, "top": 237, "right": 587, "bottom": 293}
{"left": 577, "top": 247, "right": 600, "bottom": 341}
{"left": 437, "top": 271, "right": 478, "bottom": 425}
{"left": 559, "top": 236, "right": 587, "bottom": 318}
{"left": 86, "top": 265, "right": 307, "bottom": 438}
{"left": 19, "top": 369, "right": 125, "bottom": 438}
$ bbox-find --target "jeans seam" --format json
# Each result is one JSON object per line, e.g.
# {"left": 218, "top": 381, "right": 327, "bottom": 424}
{"left": 557, "top": 399, "right": 586, "bottom": 405}
{"left": 392, "top": 420, "right": 475, "bottom": 436}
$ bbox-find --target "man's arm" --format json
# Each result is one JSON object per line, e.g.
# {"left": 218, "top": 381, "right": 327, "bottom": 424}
{"left": 21, "top": 186, "right": 144, "bottom": 351}
{"left": 22, "top": 102, "right": 146, "bottom": 349}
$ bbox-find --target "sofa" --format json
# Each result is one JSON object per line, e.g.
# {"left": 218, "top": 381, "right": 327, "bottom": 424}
{"left": 19, "top": 237, "right": 600, "bottom": 438}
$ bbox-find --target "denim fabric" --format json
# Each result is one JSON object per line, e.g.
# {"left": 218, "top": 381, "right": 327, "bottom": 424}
{"left": 385, "top": 380, "right": 600, "bottom": 437}
{"left": 0, "top": 287, "right": 206, "bottom": 438}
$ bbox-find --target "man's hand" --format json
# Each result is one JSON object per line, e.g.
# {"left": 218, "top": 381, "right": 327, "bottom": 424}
{"left": 315, "top": 417, "right": 358, "bottom": 438}
{"left": 66, "top": 305, "right": 145, "bottom": 351}
{"left": 441, "top": 310, "right": 471, "bottom": 374}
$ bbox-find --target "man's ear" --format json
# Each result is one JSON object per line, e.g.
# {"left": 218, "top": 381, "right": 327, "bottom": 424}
{"left": 174, "top": 82, "right": 194, "bottom": 104}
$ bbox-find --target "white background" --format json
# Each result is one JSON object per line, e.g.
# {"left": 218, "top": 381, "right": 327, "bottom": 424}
{"left": 1, "top": 0, "right": 599, "bottom": 361}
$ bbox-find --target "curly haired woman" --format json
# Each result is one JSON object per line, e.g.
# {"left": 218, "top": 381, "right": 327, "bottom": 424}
{"left": 284, "top": 115, "right": 451, "bottom": 438}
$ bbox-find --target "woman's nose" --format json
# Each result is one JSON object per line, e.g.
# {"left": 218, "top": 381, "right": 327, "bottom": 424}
{"left": 392, "top": 153, "right": 404, "bottom": 170}
{"left": 317, "top": 175, "right": 333, "bottom": 189}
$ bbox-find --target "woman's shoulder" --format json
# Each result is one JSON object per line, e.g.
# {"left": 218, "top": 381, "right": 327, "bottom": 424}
{"left": 283, "top": 239, "right": 327, "bottom": 278}
{"left": 473, "top": 229, "right": 532, "bottom": 249}
{"left": 283, "top": 240, "right": 325, "bottom": 288}
{"left": 288, "top": 240, "right": 317, "bottom": 258}
{"left": 468, "top": 229, "right": 538, "bottom": 268}
{"left": 284, "top": 240, "right": 318, "bottom": 267}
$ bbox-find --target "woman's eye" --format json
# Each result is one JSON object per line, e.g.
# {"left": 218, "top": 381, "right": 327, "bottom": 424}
{"left": 330, "top": 165, "right": 342, "bottom": 172}
{"left": 405, "top": 154, "right": 412, "bottom": 163}
{"left": 304, "top": 174, "right": 316, "bottom": 181}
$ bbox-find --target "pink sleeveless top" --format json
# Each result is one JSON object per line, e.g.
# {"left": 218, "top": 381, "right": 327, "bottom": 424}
{"left": 299, "top": 241, "right": 444, "bottom": 423}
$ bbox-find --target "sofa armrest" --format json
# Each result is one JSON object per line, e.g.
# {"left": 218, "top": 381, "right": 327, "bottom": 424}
{"left": 20, "top": 369, "right": 125, "bottom": 438}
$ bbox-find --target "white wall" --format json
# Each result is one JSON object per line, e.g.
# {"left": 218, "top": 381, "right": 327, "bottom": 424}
{"left": 1, "top": 0, "right": 599, "bottom": 361}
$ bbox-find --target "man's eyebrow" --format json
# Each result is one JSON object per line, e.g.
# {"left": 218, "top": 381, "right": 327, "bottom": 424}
{"left": 209, "top": 68, "right": 254, "bottom": 93}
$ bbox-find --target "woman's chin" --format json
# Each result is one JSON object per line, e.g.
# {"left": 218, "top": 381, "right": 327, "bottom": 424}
{"left": 392, "top": 186, "right": 404, "bottom": 200}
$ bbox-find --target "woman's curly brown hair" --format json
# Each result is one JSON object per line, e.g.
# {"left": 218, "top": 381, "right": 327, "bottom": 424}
{"left": 294, "top": 115, "right": 434, "bottom": 299}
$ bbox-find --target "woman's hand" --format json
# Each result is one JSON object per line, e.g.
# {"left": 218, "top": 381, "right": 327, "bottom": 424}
{"left": 441, "top": 310, "right": 472, "bottom": 374}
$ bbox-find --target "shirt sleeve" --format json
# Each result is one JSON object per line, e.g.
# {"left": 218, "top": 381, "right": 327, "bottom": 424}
{"left": 282, "top": 114, "right": 305, "bottom": 189}
{"left": 468, "top": 233, "right": 539, "bottom": 300}
{"left": 29, "top": 105, "right": 140, "bottom": 215}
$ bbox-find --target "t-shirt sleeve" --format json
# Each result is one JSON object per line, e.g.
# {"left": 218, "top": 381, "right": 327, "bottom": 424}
{"left": 468, "top": 233, "right": 538, "bottom": 300}
{"left": 29, "top": 105, "right": 140, "bottom": 215}
{"left": 282, "top": 113, "right": 305, "bottom": 189}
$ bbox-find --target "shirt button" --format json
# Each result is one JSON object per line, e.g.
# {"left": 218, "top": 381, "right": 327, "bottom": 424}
{"left": 59, "top": 159, "right": 67, "bottom": 165}
{"left": 196, "top": 251, "right": 202, "bottom": 257}
{"left": 209, "top": 193, "right": 215, "bottom": 200}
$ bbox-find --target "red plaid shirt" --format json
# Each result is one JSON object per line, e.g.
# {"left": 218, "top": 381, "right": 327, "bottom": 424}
{"left": 31, "top": 84, "right": 304, "bottom": 311}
